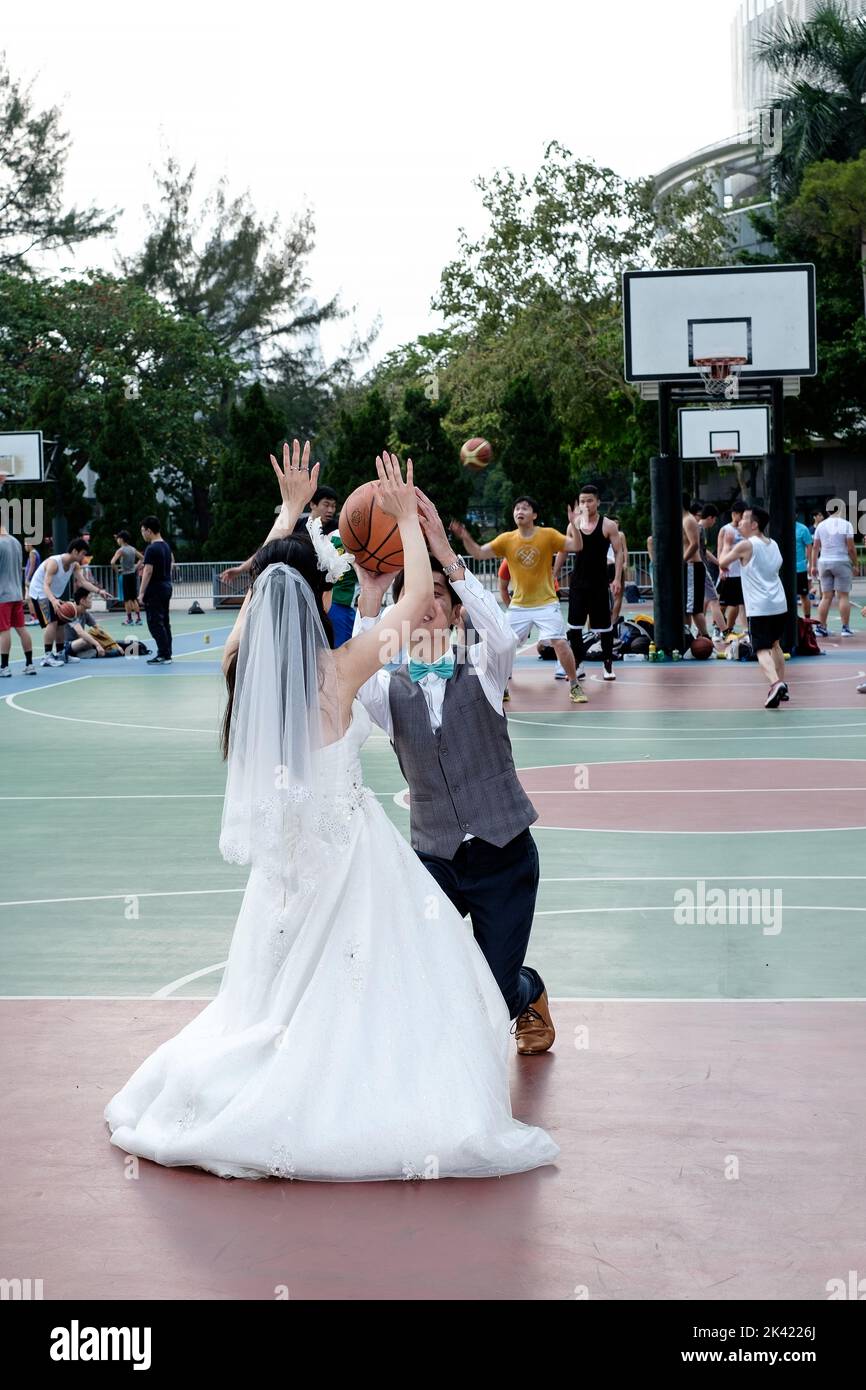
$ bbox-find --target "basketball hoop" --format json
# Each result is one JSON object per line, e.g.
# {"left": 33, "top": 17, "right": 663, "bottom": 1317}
{"left": 712, "top": 448, "right": 737, "bottom": 468}
{"left": 693, "top": 357, "right": 746, "bottom": 400}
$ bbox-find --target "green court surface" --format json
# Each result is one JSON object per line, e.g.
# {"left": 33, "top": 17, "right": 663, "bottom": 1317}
{"left": 2, "top": 609, "right": 866, "bottom": 1003}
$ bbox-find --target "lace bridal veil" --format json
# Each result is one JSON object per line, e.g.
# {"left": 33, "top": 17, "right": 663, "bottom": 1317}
{"left": 218, "top": 560, "right": 353, "bottom": 898}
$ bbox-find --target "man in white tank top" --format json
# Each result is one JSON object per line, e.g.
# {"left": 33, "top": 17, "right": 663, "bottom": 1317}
{"left": 718, "top": 505, "right": 790, "bottom": 709}
{"left": 28, "top": 539, "right": 112, "bottom": 667}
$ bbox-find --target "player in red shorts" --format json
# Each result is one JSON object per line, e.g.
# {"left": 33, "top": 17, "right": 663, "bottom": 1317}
{"left": 0, "top": 519, "right": 37, "bottom": 676}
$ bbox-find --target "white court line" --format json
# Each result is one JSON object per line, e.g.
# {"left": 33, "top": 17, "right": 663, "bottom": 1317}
{"left": 0, "top": 793, "right": 225, "bottom": 801}
{"left": 0, "top": 888, "right": 244, "bottom": 909}
{"left": 547, "top": 996, "right": 866, "bottom": 1003}
{"left": 2, "top": 992, "right": 862, "bottom": 1003}
{"left": 540, "top": 875, "right": 866, "bottom": 883}
{"left": 1, "top": 995, "right": 861, "bottom": 1006}
{"left": 508, "top": 729, "right": 866, "bottom": 742}
{"left": 508, "top": 715, "right": 866, "bottom": 733}
{"left": 152, "top": 961, "right": 226, "bottom": 997}
{"left": 3, "top": 873, "right": 864, "bottom": 910}
{"left": 535, "top": 904, "right": 866, "bottom": 916}
{"left": 0, "top": 790, "right": 400, "bottom": 802}
{"left": 527, "top": 786, "right": 866, "bottom": 794}
{"left": 533, "top": 821, "right": 866, "bottom": 835}
{"left": 4, "top": 680, "right": 215, "bottom": 734}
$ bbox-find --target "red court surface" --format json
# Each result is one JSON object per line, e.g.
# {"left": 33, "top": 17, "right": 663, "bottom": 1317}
{"left": 520, "top": 759, "right": 866, "bottom": 833}
{"left": 504, "top": 658, "right": 866, "bottom": 711}
{"left": 2, "top": 999, "right": 864, "bottom": 1302}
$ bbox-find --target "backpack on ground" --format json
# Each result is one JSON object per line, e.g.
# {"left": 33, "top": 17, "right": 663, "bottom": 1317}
{"left": 797, "top": 617, "right": 822, "bottom": 656}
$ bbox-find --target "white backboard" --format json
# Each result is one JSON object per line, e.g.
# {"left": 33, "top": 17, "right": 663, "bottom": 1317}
{"left": 0, "top": 431, "right": 43, "bottom": 481}
{"left": 678, "top": 406, "right": 770, "bottom": 460}
{"left": 623, "top": 264, "right": 816, "bottom": 382}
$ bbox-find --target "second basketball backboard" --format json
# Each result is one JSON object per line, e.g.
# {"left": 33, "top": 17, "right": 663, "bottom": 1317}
{"left": 678, "top": 406, "right": 770, "bottom": 461}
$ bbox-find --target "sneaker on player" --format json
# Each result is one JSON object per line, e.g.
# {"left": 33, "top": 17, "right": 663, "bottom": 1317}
{"left": 765, "top": 681, "right": 787, "bottom": 709}
{"left": 602, "top": 667, "right": 616, "bottom": 681}
{"left": 147, "top": 655, "right": 172, "bottom": 664}
{"left": 24, "top": 665, "right": 38, "bottom": 675}
{"left": 840, "top": 625, "right": 853, "bottom": 637}
{"left": 570, "top": 681, "right": 588, "bottom": 703}
{"left": 858, "top": 682, "right": 866, "bottom": 694}
{"left": 814, "top": 623, "right": 830, "bottom": 636}
{"left": 0, "top": 668, "right": 9, "bottom": 677}
{"left": 41, "top": 654, "right": 63, "bottom": 668}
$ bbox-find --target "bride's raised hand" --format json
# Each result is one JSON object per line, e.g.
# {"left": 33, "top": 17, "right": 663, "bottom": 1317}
{"left": 372, "top": 452, "right": 417, "bottom": 521}
{"left": 270, "top": 438, "right": 320, "bottom": 513}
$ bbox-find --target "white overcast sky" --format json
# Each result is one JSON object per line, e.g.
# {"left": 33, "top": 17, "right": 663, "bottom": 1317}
{"left": 4, "top": 0, "right": 744, "bottom": 369}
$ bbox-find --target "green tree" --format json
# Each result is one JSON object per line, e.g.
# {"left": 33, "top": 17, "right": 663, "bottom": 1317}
{"left": 496, "top": 376, "right": 569, "bottom": 528}
{"left": 324, "top": 386, "right": 392, "bottom": 503}
{"left": 87, "top": 391, "right": 159, "bottom": 555}
{"left": 122, "top": 158, "right": 343, "bottom": 388}
{"left": 0, "top": 56, "right": 116, "bottom": 271}
{"left": 205, "top": 383, "right": 286, "bottom": 559}
{"left": 755, "top": 2, "right": 866, "bottom": 200}
{"left": 781, "top": 150, "right": 866, "bottom": 314}
{"left": 393, "top": 387, "right": 470, "bottom": 527}
{"left": 0, "top": 270, "right": 234, "bottom": 554}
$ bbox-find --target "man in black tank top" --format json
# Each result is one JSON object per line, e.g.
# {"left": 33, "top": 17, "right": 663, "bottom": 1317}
{"left": 554, "top": 485, "right": 623, "bottom": 682}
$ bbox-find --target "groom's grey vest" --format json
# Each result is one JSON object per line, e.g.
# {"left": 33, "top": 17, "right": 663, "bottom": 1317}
{"left": 388, "top": 659, "right": 537, "bottom": 859}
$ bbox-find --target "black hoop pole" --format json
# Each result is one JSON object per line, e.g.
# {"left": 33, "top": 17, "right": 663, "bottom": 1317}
{"left": 650, "top": 383, "right": 684, "bottom": 655}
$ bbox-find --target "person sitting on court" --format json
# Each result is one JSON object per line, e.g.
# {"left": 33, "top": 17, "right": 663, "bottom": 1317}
{"left": 65, "top": 590, "right": 147, "bottom": 660}
{"left": 27, "top": 538, "right": 112, "bottom": 667}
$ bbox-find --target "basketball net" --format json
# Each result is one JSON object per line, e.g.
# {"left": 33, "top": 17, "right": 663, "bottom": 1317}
{"left": 693, "top": 357, "right": 745, "bottom": 402}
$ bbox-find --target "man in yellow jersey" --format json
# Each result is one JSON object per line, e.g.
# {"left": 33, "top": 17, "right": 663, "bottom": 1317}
{"left": 451, "top": 496, "right": 586, "bottom": 703}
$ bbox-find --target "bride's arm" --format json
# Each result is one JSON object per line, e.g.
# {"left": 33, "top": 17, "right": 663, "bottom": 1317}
{"left": 336, "top": 455, "right": 432, "bottom": 693}
{"left": 221, "top": 440, "right": 319, "bottom": 673}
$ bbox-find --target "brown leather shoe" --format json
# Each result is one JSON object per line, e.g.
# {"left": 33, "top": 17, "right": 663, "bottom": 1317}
{"left": 514, "top": 988, "right": 555, "bottom": 1055}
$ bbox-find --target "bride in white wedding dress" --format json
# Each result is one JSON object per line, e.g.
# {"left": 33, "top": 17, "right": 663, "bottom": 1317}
{"left": 104, "top": 445, "right": 559, "bottom": 1181}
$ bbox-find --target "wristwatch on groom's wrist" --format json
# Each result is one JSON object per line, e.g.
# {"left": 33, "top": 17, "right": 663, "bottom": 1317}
{"left": 441, "top": 558, "right": 463, "bottom": 579}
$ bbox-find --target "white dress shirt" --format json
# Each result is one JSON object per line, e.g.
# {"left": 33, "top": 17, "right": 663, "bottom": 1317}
{"left": 354, "top": 568, "right": 516, "bottom": 737}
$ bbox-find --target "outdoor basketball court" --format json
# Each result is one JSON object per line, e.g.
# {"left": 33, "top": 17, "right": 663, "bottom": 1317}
{"left": 2, "top": 606, "right": 865, "bottom": 1300}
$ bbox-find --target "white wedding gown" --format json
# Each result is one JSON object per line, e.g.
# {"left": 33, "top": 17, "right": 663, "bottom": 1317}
{"left": 105, "top": 701, "right": 559, "bottom": 1181}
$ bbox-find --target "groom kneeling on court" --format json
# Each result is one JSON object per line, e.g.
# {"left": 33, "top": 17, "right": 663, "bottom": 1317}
{"left": 355, "top": 490, "right": 554, "bottom": 1054}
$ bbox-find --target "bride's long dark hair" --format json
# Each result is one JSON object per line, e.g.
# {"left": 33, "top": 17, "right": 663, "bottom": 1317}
{"left": 220, "top": 536, "right": 335, "bottom": 759}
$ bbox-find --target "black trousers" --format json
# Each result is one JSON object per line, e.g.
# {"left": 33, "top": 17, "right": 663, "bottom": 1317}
{"left": 144, "top": 585, "right": 173, "bottom": 658}
{"left": 418, "top": 827, "right": 543, "bottom": 1019}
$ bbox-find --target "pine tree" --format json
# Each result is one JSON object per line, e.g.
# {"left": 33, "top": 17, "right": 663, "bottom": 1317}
{"left": 394, "top": 387, "right": 470, "bottom": 529}
{"left": 205, "top": 383, "right": 285, "bottom": 559}
{"left": 325, "top": 388, "right": 391, "bottom": 503}
{"left": 497, "top": 375, "right": 570, "bottom": 530}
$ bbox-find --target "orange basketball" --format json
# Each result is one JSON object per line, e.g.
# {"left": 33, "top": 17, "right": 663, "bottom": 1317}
{"left": 460, "top": 437, "right": 493, "bottom": 471}
{"left": 691, "top": 635, "right": 714, "bottom": 660}
{"left": 56, "top": 601, "right": 77, "bottom": 621}
{"left": 338, "top": 480, "right": 404, "bottom": 574}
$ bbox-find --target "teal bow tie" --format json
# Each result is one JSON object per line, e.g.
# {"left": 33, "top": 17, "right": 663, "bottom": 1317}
{"left": 409, "top": 653, "right": 455, "bottom": 683}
